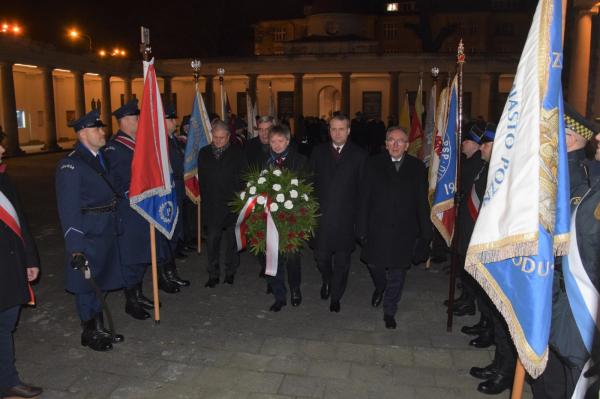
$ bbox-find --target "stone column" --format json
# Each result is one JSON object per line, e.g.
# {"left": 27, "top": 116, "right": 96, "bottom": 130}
{"left": 389, "top": 71, "right": 400, "bottom": 122}
{"left": 0, "top": 62, "right": 23, "bottom": 155}
{"left": 568, "top": 2, "right": 599, "bottom": 115}
{"left": 204, "top": 75, "right": 214, "bottom": 115}
{"left": 73, "top": 70, "right": 86, "bottom": 118}
{"left": 40, "top": 67, "right": 60, "bottom": 151}
{"left": 247, "top": 73, "right": 258, "bottom": 105}
{"left": 163, "top": 76, "right": 173, "bottom": 105}
{"left": 341, "top": 72, "right": 351, "bottom": 116}
{"left": 123, "top": 76, "right": 133, "bottom": 103}
{"left": 101, "top": 74, "right": 112, "bottom": 137}
{"left": 488, "top": 73, "right": 500, "bottom": 122}
{"left": 293, "top": 73, "right": 304, "bottom": 124}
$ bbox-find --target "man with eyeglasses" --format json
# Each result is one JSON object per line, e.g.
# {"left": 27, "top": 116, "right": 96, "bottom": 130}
{"left": 358, "top": 126, "right": 432, "bottom": 329}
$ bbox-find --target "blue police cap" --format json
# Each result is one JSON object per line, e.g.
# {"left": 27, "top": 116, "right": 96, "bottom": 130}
{"left": 164, "top": 103, "right": 177, "bottom": 119}
{"left": 481, "top": 123, "right": 496, "bottom": 143}
{"left": 68, "top": 109, "right": 106, "bottom": 132}
{"left": 465, "top": 120, "right": 486, "bottom": 144}
{"left": 181, "top": 114, "right": 191, "bottom": 126}
{"left": 112, "top": 98, "right": 140, "bottom": 119}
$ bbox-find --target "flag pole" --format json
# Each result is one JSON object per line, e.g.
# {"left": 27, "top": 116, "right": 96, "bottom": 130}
{"left": 140, "top": 26, "right": 161, "bottom": 324}
{"left": 218, "top": 68, "right": 226, "bottom": 120}
{"left": 446, "top": 39, "right": 465, "bottom": 332}
{"left": 510, "top": 358, "right": 526, "bottom": 399}
{"left": 192, "top": 60, "right": 203, "bottom": 254}
{"left": 426, "top": 66, "right": 439, "bottom": 270}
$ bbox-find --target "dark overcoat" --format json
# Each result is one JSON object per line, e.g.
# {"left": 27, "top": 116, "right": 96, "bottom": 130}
{"left": 245, "top": 137, "right": 269, "bottom": 170}
{"left": 197, "top": 145, "right": 248, "bottom": 229}
{"left": 357, "top": 152, "right": 432, "bottom": 268}
{"left": 56, "top": 142, "right": 124, "bottom": 293}
{"left": 310, "top": 142, "right": 367, "bottom": 252}
{"left": 0, "top": 166, "right": 40, "bottom": 311}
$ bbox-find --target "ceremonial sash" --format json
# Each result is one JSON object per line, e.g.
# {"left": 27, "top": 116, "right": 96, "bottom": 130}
{"left": 467, "top": 184, "right": 480, "bottom": 222}
{"left": 114, "top": 135, "right": 136, "bottom": 151}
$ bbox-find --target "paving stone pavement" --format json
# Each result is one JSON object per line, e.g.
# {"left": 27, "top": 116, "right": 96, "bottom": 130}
{"left": 6, "top": 153, "right": 533, "bottom": 399}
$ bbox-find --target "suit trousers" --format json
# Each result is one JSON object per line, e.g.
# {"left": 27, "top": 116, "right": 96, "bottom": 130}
{"left": 206, "top": 225, "right": 239, "bottom": 279}
{"left": 490, "top": 307, "right": 516, "bottom": 376}
{"left": 267, "top": 252, "right": 301, "bottom": 303}
{"left": 75, "top": 292, "right": 103, "bottom": 321}
{"left": 368, "top": 265, "right": 407, "bottom": 317}
{"left": 122, "top": 263, "right": 148, "bottom": 289}
{"left": 316, "top": 250, "right": 351, "bottom": 302}
{"left": 0, "top": 306, "right": 21, "bottom": 388}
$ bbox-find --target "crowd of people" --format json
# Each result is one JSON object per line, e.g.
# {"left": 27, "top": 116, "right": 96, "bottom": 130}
{"left": 0, "top": 96, "right": 598, "bottom": 398}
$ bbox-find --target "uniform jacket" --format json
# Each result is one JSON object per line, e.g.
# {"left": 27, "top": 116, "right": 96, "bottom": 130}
{"left": 358, "top": 152, "right": 432, "bottom": 268}
{"left": 103, "top": 131, "right": 170, "bottom": 265}
{"left": 310, "top": 141, "right": 367, "bottom": 252}
{"left": 0, "top": 166, "right": 40, "bottom": 311}
{"left": 56, "top": 142, "right": 124, "bottom": 293}
{"left": 198, "top": 145, "right": 248, "bottom": 229}
{"left": 457, "top": 157, "right": 488, "bottom": 256}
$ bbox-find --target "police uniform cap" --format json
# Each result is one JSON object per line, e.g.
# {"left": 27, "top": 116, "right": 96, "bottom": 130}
{"left": 112, "top": 98, "right": 140, "bottom": 119}
{"left": 464, "top": 120, "right": 486, "bottom": 144}
{"left": 181, "top": 115, "right": 191, "bottom": 126}
{"left": 68, "top": 109, "right": 106, "bottom": 132}
{"left": 564, "top": 103, "right": 597, "bottom": 141}
{"left": 164, "top": 103, "right": 177, "bottom": 120}
{"left": 480, "top": 123, "right": 496, "bottom": 143}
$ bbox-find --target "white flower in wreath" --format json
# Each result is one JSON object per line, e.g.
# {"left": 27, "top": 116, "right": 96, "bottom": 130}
{"left": 290, "top": 178, "right": 299, "bottom": 186}
{"left": 257, "top": 177, "right": 266, "bottom": 185}
{"left": 276, "top": 193, "right": 285, "bottom": 203}
{"left": 289, "top": 189, "right": 298, "bottom": 199}
{"left": 246, "top": 181, "right": 252, "bottom": 188}
{"left": 272, "top": 169, "right": 282, "bottom": 176}
{"left": 272, "top": 183, "right": 282, "bottom": 191}
{"left": 257, "top": 195, "right": 266, "bottom": 205}
{"left": 270, "top": 202, "right": 279, "bottom": 212}
{"left": 284, "top": 200, "right": 293, "bottom": 210}
{"left": 240, "top": 191, "right": 246, "bottom": 200}
{"left": 249, "top": 186, "right": 257, "bottom": 195}
{"left": 302, "top": 193, "right": 309, "bottom": 201}
{"left": 260, "top": 169, "right": 268, "bottom": 176}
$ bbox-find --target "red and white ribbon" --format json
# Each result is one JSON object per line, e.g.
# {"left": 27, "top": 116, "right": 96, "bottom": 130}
{"left": 235, "top": 195, "right": 279, "bottom": 276}
{"left": 467, "top": 184, "right": 480, "bottom": 222}
{"left": 0, "top": 189, "right": 22, "bottom": 241}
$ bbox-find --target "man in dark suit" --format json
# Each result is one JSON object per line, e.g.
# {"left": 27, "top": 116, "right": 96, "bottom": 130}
{"left": 56, "top": 110, "right": 124, "bottom": 351}
{"left": 246, "top": 116, "right": 276, "bottom": 169}
{"left": 263, "top": 124, "right": 310, "bottom": 311}
{"left": 358, "top": 126, "right": 432, "bottom": 329}
{"left": 311, "top": 114, "right": 367, "bottom": 312}
{"left": 198, "top": 120, "right": 247, "bottom": 287}
{"left": 0, "top": 139, "right": 43, "bottom": 398}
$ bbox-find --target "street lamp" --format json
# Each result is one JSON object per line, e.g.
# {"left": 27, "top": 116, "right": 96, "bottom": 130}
{"left": 68, "top": 28, "right": 92, "bottom": 51}
{"left": 217, "top": 67, "right": 226, "bottom": 120}
{"left": 1, "top": 22, "right": 23, "bottom": 36}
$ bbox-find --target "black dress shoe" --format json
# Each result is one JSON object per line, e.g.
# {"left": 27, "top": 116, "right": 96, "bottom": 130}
{"left": 469, "top": 333, "right": 494, "bottom": 348}
{"left": 124, "top": 288, "right": 151, "bottom": 320}
{"left": 461, "top": 316, "right": 491, "bottom": 336}
{"left": 0, "top": 383, "right": 43, "bottom": 398}
{"left": 205, "top": 277, "right": 219, "bottom": 288}
{"left": 452, "top": 302, "right": 476, "bottom": 316}
{"left": 384, "top": 315, "right": 397, "bottom": 329}
{"left": 470, "top": 363, "right": 498, "bottom": 380}
{"left": 291, "top": 288, "right": 302, "bottom": 307}
{"left": 81, "top": 320, "right": 113, "bottom": 352}
{"left": 330, "top": 301, "right": 340, "bottom": 312}
{"left": 224, "top": 274, "right": 234, "bottom": 285}
{"left": 165, "top": 262, "right": 191, "bottom": 287}
{"left": 269, "top": 300, "right": 286, "bottom": 312}
{"left": 477, "top": 373, "right": 513, "bottom": 395}
{"left": 371, "top": 290, "right": 383, "bottom": 307}
{"left": 135, "top": 284, "right": 160, "bottom": 310}
{"left": 158, "top": 265, "right": 181, "bottom": 293}
{"left": 320, "top": 283, "right": 330, "bottom": 300}
{"left": 94, "top": 312, "right": 124, "bottom": 344}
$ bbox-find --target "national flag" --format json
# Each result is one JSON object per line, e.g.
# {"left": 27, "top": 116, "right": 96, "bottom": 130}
{"left": 423, "top": 81, "right": 437, "bottom": 167}
{"left": 407, "top": 79, "right": 424, "bottom": 159}
{"left": 465, "top": 0, "right": 569, "bottom": 377}
{"left": 183, "top": 87, "right": 212, "bottom": 204}
{"left": 430, "top": 76, "right": 458, "bottom": 247}
{"left": 428, "top": 84, "right": 450, "bottom": 204}
{"left": 246, "top": 91, "right": 258, "bottom": 138}
{"left": 129, "top": 58, "right": 179, "bottom": 239}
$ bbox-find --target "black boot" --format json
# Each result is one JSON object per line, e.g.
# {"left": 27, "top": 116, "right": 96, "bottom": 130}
{"left": 165, "top": 261, "right": 190, "bottom": 287}
{"left": 461, "top": 315, "right": 491, "bottom": 336}
{"left": 470, "top": 362, "right": 498, "bottom": 380}
{"left": 452, "top": 300, "right": 476, "bottom": 316}
{"left": 158, "top": 263, "right": 180, "bottom": 293}
{"left": 269, "top": 300, "right": 286, "bottom": 312}
{"left": 291, "top": 287, "right": 302, "bottom": 307}
{"left": 443, "top": 289, "right": 467, "bottom": 307}
{"left": 95, "top": 312, "right": 124, "bottom": 344}
{"left": 124, "top": 287, "right": 151, "bottom": 320}
{"left": 135, "top": 283, "right": 159, "bottom": 310}
{"left": 81, "top": 318, "right": 113, "bottom": 351}
{"left": 477, "top": 373, "right": 513, "bottom": 395}
{"left": 469, "top": 330, "right": 494, "bottom": 348}
{"left": 384, "top": 314, "right": 397, "bottom": 329}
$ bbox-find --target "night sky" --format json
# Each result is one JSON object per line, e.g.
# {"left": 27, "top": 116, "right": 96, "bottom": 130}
{"left": 2, "top": 0, "right": 538, "bottom": 58}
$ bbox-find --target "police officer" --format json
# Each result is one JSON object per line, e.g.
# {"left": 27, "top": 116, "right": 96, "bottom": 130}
{"left": 164, "top": 104, "right": 190, "bottom": 287}
{"left": 56, "top": 109, "right": 124, "bottom": 351}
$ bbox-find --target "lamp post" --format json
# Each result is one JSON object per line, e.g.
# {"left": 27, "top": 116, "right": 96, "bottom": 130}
{"left": 217, "top": 67, "right": 225, "bottom": 120}
{"left": 68, "top": 28, "right": 92, "bottom": 51}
